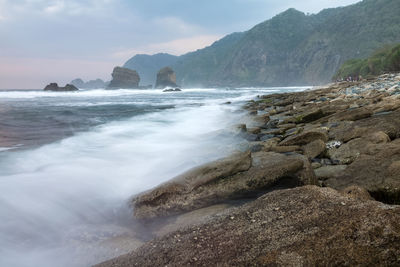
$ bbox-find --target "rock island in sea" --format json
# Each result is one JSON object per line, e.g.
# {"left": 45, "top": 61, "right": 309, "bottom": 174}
{"left": 96, "top": 73, "right": 400, "bottom": 266}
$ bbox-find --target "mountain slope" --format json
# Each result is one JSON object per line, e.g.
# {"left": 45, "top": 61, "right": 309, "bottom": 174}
{"left": 334, "top": 43, "right": 400, "bottom": 79}
{"left": 123, "top": 53, "right": 179, "bottom": 85}
{"left": 124, "top": 0, "right": 400, "bottom": 87}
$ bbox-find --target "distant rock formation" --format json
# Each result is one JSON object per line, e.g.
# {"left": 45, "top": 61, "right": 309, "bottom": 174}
{"left": 123, "top": 53, "right": 179, "bottom": 85}
{"left": 44, "top": 83, "right": 78, "bottom": 91}
{"left": 70, "top": 78, "right": 107, "bottom": 89}
{"left": 155, "top": 67, "right": 178, "bottom": 89}
{"left": 163, "top": 88, "right": 181, "bottom": 92}
{"left": 108, "top": 67, "right": 140, "bottom": 89}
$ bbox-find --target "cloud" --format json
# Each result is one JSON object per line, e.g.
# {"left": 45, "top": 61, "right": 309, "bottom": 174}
{"left": 112, "top": 34, "right": 223, "bottom": 59}
{"left": 44, "top": 1, "right": 65, "bottom": 14}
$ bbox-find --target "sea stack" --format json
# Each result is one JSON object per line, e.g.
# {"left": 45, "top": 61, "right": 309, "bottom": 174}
{"left": 155, "top": 67, "right": 178, "bottom": 89}
{"left": 108, "top": 67, "right": 140, "bottom": 89}
{"left": 43, "top": 83, "right": 78, "bottom": 91}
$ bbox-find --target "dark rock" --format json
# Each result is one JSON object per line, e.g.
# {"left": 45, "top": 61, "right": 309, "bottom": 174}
{"left": 43, "top": 83, "right": 78, "bottom": 91}
{"left": 259, "top": 134, "right": 275, "bottom": 141}
{"left": 155, "top": 67, "right": 178, "bottom": 89}
{"left": 162, "top": 88, "right": 181, "bottom": 92}
{"left": 249, "top": 143, "right": 263, "bottom": 152}
{"left": 108, "top": 67, "right": 140, "bottom": 89}
{"left": 295, "top": 108, "right": 328, "bottom": 123}
{"left": 97, "top": 186, "right": 400, "bottom": 267}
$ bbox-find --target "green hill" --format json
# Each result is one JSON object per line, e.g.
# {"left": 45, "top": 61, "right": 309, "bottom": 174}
{"left": 124, "top": 0, "right": 400, "bottom": 87}
{"left": 334, "top": 43, "right": 400, "bottom": 80}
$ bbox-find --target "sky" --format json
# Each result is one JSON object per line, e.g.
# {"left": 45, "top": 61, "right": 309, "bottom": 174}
{"left": 0, "top": 0, "right": 361, "bottom": 89}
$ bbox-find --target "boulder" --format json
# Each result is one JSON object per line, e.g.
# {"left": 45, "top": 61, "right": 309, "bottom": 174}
{"left": 97, "top": 186, "right": 400, "bottom": 267}
{"left": 324, "top": 138, "right": 400, "bottom": 204}
{"left": 302, "top": 139, "right": 326, "bottom": 159}
{"left": 327, "top": 107, "right": 373, "bottom": 122}
{"left": 132, "top": 151, "right": 316, "bottom": 220}
{"left": 155, "top": 67, "right": 178, "bottom": 89}
{"left": 329, "top": 111, "right": 400, "bottom": 142}
{"left": 108, "top": 67, "right": 140, "bottom": 89}
{"left": 280, "top": 130, "right": 328, "bottom": 146}
{"left": 314, "top": 165, "right": 348, "bottom": 180}
{"left": 43, "top": 83, "right": 78, "bottom": 91}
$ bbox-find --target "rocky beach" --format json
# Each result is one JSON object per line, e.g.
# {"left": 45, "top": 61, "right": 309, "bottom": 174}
{"left": 96, "top": 73, "right": 400, "bottom": 266}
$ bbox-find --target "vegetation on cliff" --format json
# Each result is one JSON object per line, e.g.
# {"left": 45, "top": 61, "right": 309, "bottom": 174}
{"left": 334, "top": 43, "right": 400, "bottom": 80}
{"left": 123, "top": 0, "right": 400, "bottom": 87}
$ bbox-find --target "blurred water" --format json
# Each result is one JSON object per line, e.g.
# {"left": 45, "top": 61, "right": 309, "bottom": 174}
{"left": 0, "top": 86, "right": 308, "bottom": 266}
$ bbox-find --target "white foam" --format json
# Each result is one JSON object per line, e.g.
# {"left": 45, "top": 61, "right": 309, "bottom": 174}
{"left": 0, "top": 102, "right": 243, "bottom": 267}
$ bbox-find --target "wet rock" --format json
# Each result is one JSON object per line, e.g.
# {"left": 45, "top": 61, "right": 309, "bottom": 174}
{"left": 133, "top": 151, "right": 252, "bottom": 220}
{"left": 163, "top": 88, "right": 181, "bottom": 92}
{"left": 97, "top": 186, "right": 400, "bottom": 267}
{"left": 132, "top": 151, "right": 315, "bottom": 220}
{"left": 252, "top": 114, "right": 270, "bottom": 126}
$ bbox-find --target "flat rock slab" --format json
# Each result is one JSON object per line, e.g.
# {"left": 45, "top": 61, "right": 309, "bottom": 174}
{"left": 132, "top": 151, "right": 316, "bottom": 220}
{"left": 96, "top": 186, "right": 400, "bottom": 267}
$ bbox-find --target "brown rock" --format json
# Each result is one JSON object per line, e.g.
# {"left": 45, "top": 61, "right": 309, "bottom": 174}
{"left": 132, "top": 151, "right": 315, "bottom": 220}
{"left": 108, "top": 67, "right": 140, "bottom": 88}
{"left": 314, "top": 165, "right": 347, "bottom": 180}
{"left": 302, "top": 139, "right": 326, "bottom": 159}
{"left": 324, "top": 139, "right": 400, "bottom": 204}
{"left": 327, "top": 107, "right": 372, "bottom": 122}
{"left": 155, "top": 67, "right": 178, "bottom": 89}
{"left": 341, "top": 185, "right": 373, "bottom": 201}
{"left": 133, "top": 151, "right": 252, "bottom": 220}
{"left": 97, "top": 186, "right": 400, "bottom": 267}
{"left": 280, "top": 130, "right": 328, "bottom": 146}
{"left": 269, "top": 145, "right": 301, "bottom": 153}
{"left": 329, "top": 111, "right": 400, "bottom": 142}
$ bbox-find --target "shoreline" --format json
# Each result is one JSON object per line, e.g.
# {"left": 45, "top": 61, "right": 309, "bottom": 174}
{"left": 96, "top": 73, "right": 400, "bottom": 266}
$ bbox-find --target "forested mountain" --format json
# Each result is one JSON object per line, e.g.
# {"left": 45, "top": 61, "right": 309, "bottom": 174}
{"left": 124, "top": 0, "right": 400, "bottom": 87}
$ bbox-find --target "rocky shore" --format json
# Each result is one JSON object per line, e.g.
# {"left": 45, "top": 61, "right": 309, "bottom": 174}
{"left": 96, "top": 73, "right": 400, "bottom": 266}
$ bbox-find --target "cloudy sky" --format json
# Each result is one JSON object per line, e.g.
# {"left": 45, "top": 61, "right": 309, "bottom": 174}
{"left": 0, "top": 0, "right": 361, "bottom": 89}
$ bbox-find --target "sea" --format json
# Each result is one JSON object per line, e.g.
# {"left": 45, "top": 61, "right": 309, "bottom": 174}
{"left": 0, "top": 87, "right": 309, "bottom": 267}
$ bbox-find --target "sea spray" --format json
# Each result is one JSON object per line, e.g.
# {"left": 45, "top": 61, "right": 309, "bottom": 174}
{"left": 0, "top": 87, "right": 308, "bottom": 266}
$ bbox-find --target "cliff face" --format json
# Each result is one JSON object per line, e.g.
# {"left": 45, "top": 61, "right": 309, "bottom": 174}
{"left": 123, "top": 0, "right": 400, "bottom": 87}
{"left": 107, "top": 67, "right": 140, "bottom": 89}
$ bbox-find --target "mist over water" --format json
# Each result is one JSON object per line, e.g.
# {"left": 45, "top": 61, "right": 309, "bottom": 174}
{"left": 0, "top": 87, "right": 308, "bottom": 267}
